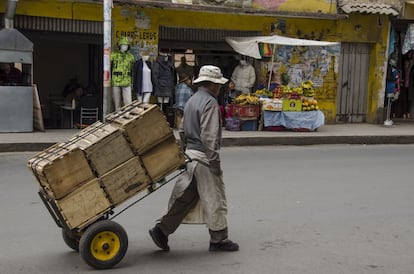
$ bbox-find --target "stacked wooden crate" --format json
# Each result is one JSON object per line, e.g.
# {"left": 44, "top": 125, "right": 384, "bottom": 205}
{"left": 28, "top": 101, "right": 186, "bottom": 230}
{"left": 28, "top": 141, "right": 111, "bottom": 229}
{"left": 106, "top": 102, "right": 185, "bottom": 182}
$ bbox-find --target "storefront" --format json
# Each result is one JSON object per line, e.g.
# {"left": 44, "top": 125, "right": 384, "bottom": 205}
{"left": 385, "top": 2, "right": 414, "bottom": 122}
{"left": 0, "top": 0, "right": 400, "bottom": 130}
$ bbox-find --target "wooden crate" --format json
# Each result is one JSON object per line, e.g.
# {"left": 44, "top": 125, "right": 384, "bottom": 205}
{"left": 100, "top": 157, "right": 151, "bottom": 205}
{"left": 141, "top": 136, "right": 186, "bottom": 182}
{"left": 28, "top": 143, "right": 95, "bottom": 199}
{"left": 56, "top": 178, "right": 111, "bottom": 229}
{"left": 66, "top": 121, "right": 135, "bottom": 176}
{"left": 105, "top": 101, "right": 173, "bottom": 154}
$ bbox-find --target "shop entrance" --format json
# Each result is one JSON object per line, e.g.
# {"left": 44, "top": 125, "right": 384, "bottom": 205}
{"left": 388, "top": 20, "right": 414, "bottom": 121}
{"left": 159, "top": 26, "right": 260, "bottom": 79}
{"left": 21, "top": 30, "right": 103, "bottom": 128}
{"left": 336, "top": 42, "right": 370, "bottom": 123}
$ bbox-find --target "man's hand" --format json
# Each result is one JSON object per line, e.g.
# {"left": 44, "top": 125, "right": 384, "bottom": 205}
{"left": 209, "top": 160, "right": 223, "bottom": 176}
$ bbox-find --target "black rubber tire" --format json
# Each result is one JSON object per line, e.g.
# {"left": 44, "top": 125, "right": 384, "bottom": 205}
{"left": 61, "top": 229, "right": 80, "bottom": 252}
{"left": 79, "top": 220, "right": 128, "bottom": 269}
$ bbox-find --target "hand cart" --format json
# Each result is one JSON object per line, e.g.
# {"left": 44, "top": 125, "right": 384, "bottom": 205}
{"left": 29, "top": 102, "right": 193, "bottom": 269}
{"left": 38, "top": 162, "right": 189, "bottom": 270}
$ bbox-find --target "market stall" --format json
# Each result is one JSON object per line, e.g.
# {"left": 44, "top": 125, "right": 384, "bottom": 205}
{"left": 224, "top": 35, "right": 339, "bottom": 131}
{"left": 0, "top": 27, "right": 34, "bottom": 132}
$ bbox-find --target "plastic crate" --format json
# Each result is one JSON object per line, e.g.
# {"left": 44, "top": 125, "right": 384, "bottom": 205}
{"left": 233, "top": 105, "right": 260, "bottom": 117}
{"left": 240, "top": 118, "right": 257, "bottom": 131}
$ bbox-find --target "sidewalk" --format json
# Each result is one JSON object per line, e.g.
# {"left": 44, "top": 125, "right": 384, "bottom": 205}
{"left": 1, "top": 121, "right": 414, "bottom": 152}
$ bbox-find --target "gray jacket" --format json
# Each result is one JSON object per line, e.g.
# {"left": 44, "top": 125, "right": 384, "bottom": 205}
{"left": 181, "top": 87, "right": 222, "bottom": 162}
{"left": 152, "top": 56, "right": 176, "bottom": 97}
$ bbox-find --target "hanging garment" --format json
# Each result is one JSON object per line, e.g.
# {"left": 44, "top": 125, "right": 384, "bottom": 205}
{"left": 110, "top": 50, "right": 135, "bottom": 87}
{"left": 133, "top": 59, "right": 153, "bottom": 95}
{"left": 152, "top": 55, "right": 176, "bottom": 97}
{"left": 402, "top": 24, "right": 414, "bottom": 55}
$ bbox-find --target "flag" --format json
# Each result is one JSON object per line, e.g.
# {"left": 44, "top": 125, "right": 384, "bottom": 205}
{"left": 259, "top": 43, "right": 272, "bottom": 57}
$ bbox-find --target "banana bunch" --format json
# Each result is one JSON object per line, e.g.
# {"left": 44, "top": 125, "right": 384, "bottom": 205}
{"left": 301, "top": 80, "right": 315, "bottom": 97}
{"left": 254, "top": 89, "right": 273, "bottom": 98}
{"left": 291, "top": 87, "right": 303, "bottom": 95}
{"left": 281, "top": 85, "right": 291, "bottom": 94}
{"left": 235, "top": 93, "right": 260, "bottom": 105}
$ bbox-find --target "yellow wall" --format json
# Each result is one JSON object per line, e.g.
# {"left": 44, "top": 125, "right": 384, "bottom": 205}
{"left": 1, "top": 0, "right": 389, "bottom": 123}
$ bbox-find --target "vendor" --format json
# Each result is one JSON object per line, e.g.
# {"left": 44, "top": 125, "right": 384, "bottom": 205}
{"left": 231, "top": 57, "right": 256, "bottom": 94}
{"left": 257, "top": 71, "right": 279, "bottom": 91}
{"left": 0, "top": 63, "right": 22, "bottom": 86}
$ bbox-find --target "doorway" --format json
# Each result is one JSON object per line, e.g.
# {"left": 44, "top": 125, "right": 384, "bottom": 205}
{"left": 336, "top": 43, "right": 370, "bottom": 123}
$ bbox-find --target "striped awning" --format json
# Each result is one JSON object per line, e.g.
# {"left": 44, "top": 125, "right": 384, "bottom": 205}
{"left": 338, "top": 0, "right": 402, "bottom": 16}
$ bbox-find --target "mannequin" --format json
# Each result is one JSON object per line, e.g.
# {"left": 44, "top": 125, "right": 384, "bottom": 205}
{"left": 175, "top": 56, "right": 194, "bottom": 80}
{"left": 110, "top": 36, "right": 135, "bottom": 110}
{"left": 133, "top": 55, "right": 153, "bottom": 103}
{"left": 385, "top": 58, "right": 400, "bottom": 125}
{"left": 231, "top": 57, "right": 256, "bottom": 94}
{"left": 152, "top": 52, "right": 176, "bottom": 111}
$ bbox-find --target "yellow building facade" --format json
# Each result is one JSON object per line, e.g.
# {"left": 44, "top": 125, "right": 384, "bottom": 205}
{"left": 0, "top": 0, "right": 393, "bottom": 124}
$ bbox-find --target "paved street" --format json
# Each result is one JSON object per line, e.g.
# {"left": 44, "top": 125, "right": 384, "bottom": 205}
{"left": 1, "top": 145, "right": 414, "bottom": 273}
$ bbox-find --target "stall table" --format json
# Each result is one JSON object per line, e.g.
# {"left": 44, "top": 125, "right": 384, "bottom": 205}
{"left": 263, "top": 110, "right": 324, "bottom": 131}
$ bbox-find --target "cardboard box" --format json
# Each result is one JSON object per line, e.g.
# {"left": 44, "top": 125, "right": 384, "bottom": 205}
{"left": 106, "top": 102, "right": 173, "bottom": 154}
{"left": 262, "top": 99, "right": 282, "bottom": 111}
{"left": 28, "top": 143, "right": 95, "bottom": 199}
{"left": 100, "top": 157, "right": 151, "bottom": 205}
{"left": 66, "top": 122, "right": 135, "bottom": 176}
{"left": 141, "top": 136, "right": 186, "bottom": 182}
{"left": 56, "top": 178, "right": 111, "bottom": 229}
{"left": 282, "top": 99, "right": 302, "bottom": 112}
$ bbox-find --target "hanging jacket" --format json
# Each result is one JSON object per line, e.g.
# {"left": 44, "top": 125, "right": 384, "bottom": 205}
{"left": 110, "top": 50, "right": 135, "bottom": 87}
{"left": 152, "top": 55, "right": 176, "bottom": 97}
{"left": 133, "top": 59, "right": 153, "bottom": 95}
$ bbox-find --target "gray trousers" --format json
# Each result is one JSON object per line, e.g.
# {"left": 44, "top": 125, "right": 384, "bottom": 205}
{"left": 156, "top": 177, "right": 228, "bottom": 243}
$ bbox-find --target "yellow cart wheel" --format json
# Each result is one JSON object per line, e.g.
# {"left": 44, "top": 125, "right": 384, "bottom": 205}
{"left": 79, "top": 220, "right": 128, "bottom": 269}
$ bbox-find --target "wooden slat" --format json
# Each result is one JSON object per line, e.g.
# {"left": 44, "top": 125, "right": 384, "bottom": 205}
{"left": 141, "top": 136, "right": 186, "bottom": 182}
{"left": 28, "top": 143, "right": 95, "bottom": 199}
{"left": 100, "top": 157, "right": 150, "bottom": 205}
{"left": 106, "top": 102, "right": 173, "bottom": 154}
{"left": 66, "top": 122, "right": 135, "bottom": 176}
{"left": 56, "top": 178, "right": 111, "bottom": 229}
{"left": 33, "top": 85, "right": 45, "bottom": 132}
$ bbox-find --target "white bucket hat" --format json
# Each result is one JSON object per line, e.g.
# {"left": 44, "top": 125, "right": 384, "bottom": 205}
{"left": 193, "top": 65, "right": 228, "bottom": 84}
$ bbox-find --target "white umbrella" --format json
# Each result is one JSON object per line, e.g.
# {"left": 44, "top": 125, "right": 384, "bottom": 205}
{"left": 226, "top": 35, "right": 339, "bottom": 90}
{"left": 225, "top": 34, "right": 339, "bottom": 59}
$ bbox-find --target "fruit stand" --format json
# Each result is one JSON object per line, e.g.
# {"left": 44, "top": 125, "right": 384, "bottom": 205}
{"left": 260, "top": 80, "right": 324, "bottom": 131}
{"left": 224, "top": 80, "right": 324, "bottom": 132}
{"left": 224, "top": 34, "right": 337, "bottom": 132}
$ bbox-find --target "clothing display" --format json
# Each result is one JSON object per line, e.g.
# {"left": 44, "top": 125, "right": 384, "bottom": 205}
{"left": 175, "top": 56, "right": 194, "bottom": 80}
{"left": 152, "top": 53, "right": 176, "bottom": 98}
{"left": 111, "top": 37, "right": 135, "bottom": 110}
{"left": 110, "top": 52, "right": 135, "bottom": 87}
{"left": 133, "top": 56, "right": 153, "bottom": 101}
{"left": 231, "top": 60, "right": 256, "bottom": 94}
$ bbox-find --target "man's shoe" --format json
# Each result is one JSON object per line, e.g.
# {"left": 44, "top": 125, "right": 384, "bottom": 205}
{"left": 149, "top": 226, "right": 170, "bottom": 251}
{"left": 209, "top": 240, "right": 239, "bottom": 252}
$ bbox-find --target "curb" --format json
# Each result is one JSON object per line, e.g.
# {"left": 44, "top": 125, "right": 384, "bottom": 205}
{"left": 222, "top": 135, "right": 414, "bottom": 146}
{"left": 3, "top": 135, "right": 414, "bottom": 152}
